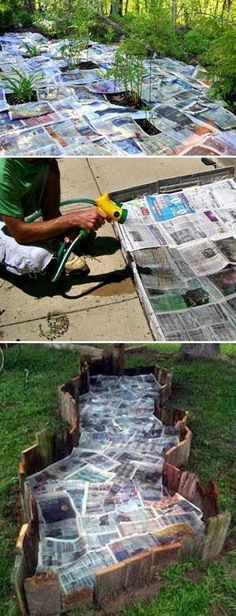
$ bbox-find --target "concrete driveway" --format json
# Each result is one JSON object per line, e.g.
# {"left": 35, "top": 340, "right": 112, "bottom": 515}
{"left": 0, "top": 157, "right": 234, "bottom": 342}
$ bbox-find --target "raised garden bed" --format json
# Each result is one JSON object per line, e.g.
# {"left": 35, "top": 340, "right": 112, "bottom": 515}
{"left": 13, "top": 350, "right": 231, "bottom": 616}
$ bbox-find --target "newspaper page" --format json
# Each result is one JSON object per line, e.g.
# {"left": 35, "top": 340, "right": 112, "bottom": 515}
{"left": 145, "top": 191, "right": 195, "bottom": 222}
{"left": 160, "top": 213, "right": 228, "bottom": 247}
{"left": 155, "top": 301, "right": 236, "bottom": 341}
{"left": 121, "top": 222, "right": 169, "bottom": 251}
{"left": 178, "top": 240, "right": 229, "bottom": 276}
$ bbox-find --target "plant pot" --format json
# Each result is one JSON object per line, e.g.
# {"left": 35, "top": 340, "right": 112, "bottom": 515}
{"left": 5, "top": 91, "right": 38, "bottom": 105}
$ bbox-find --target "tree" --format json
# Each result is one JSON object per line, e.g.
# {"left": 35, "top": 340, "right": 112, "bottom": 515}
{"left": 110, "top": 0, "right": 123, "bottom": 16}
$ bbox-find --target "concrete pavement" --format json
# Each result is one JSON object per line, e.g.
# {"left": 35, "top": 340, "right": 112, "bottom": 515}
{"left": 0, "top": 157, "right": 234, "bottom": 342}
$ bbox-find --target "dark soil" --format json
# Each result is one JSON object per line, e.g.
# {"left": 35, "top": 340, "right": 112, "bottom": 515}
{"left": 79, "top": 60, "right": 98, "bottom": 69}
{"left": 136, "top": 118, "right": 160, "bottom": 135}
{"left": 5, "top": 91, "right": 38, "bottom": 105}
{"left": 106, "top": 91, "right": 146, "bottom": 110}
{"left": 61, "top": 61, "right": 99, "bottom": 72}
{"left": 22, "top": 53, "right": 40, "bottom": 59}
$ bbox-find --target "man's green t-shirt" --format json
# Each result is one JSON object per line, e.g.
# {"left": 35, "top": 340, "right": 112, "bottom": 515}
{"left": 0, "top": 158, "right": 48, "bottom": 219}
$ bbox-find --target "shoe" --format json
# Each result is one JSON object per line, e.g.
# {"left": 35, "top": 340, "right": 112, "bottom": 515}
{"left": 64, "top": 252, "right": 90, "bottom": 275}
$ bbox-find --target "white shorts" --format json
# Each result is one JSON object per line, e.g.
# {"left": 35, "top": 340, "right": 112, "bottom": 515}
{"left": 0, "top": 221, "right": 53, "bottom": 276}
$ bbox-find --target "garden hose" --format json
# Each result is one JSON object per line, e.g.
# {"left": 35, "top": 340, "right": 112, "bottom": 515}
{"left": 51, "top": 195, "right": 127, "bottom": 283}
{"left": 25, "top": 196, "right": 127, "bottom": 283}
{"left": 51, "top": 198, "right": 96, "bottom": 283}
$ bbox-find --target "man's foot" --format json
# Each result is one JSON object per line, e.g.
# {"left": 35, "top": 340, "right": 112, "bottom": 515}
{"left": 64, "top": 252, "right": 90, "bottom": 275}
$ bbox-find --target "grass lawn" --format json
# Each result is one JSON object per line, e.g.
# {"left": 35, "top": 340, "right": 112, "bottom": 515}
{"left": 0, "top": 343, "right": 235, "bottom": 616}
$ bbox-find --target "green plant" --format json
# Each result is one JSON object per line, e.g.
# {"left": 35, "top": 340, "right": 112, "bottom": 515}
{"left": 202, "top": 24, "right": 236, "bottom": 107}
{"left": 0, "top": 3, "right": 13, "bottom": 33}
{"left": 3, "top": 68, "right": 43, "bottom": 103}
{"left": 103, "top": 25, "right": 117, "bottom": 44}
{"left": 60, "top": 39, "right": 85, "bottom": 69}
{"left": 109, "top": 40, "right": 145, "bottom": 105}
{"left": 23, "top": 42, "right": 41, "bottom": 57}
{"left": 16, "top": 8, "right": 33, "bottom": 27}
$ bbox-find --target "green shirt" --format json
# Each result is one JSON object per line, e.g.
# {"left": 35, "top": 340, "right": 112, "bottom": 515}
{"left": 0, "top": 158, "right": 48, "bottom": 219}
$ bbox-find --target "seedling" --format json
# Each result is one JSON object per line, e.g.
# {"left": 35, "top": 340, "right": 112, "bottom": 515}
{"left": 60, "top": 39, "right": 85, "bottom": 70}
{"left": 3, "top": 68, "right": 43, "bottom": 103}
{"left": 23, "top": 42, "right": 41, "bottom": 57}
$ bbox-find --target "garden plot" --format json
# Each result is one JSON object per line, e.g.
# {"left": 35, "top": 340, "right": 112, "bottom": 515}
{"left": 25, "top": 374, "right": 204, "bottom": 598}
{"left": 0, "top": 31, "right": 235, "bottom": 156}
{"left": 115, "top": 177, "right": 236, "bottom": 341}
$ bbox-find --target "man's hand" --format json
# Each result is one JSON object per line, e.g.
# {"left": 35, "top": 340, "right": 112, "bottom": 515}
{"left": 2, "top": 208, "right": 108, "bottom": 245}
{"left": 66, "top": 208, "right": 107, "bottom": 231}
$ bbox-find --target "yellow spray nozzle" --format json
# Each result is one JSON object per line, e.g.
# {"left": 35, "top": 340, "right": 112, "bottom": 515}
{"left": 95, "top": 193, "right": 127, "bottom": 224}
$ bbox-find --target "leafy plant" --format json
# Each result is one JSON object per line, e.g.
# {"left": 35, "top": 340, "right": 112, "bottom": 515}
{"left": 60, "top": 39, "right": 85, "bottom": 69}
{"left": 103, "top": 25, "right": 117, "bottom": 44}
{"left": 202, "top": 24, "right": 236, "bottom": 108}
{"left": 0, "top": 3, "right": 13, "bottom": 33}
{"left": 109, "top": 39, "right": 145, "bottom": 105}
{"left": 3, "top": 68, "right": 43, "bottom": 103}
{"left": 23, "top": 42, "right": 41, "bottom": 57}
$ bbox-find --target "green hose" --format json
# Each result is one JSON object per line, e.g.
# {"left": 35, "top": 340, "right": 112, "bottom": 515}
{"left": 51, "top": 198, "right": 97, "bottom": 283}
{"left": 25, "top": 198, "right": 100, "bottom": 283}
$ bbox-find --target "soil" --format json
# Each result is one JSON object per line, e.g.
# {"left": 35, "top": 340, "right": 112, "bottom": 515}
{"left": 106, "top": 91, "right": 146, "bottom": 110}
{"left": 136, "top": 118, "right": 160, "bottom": 135}
{"left": 61, "top": 61, "right": 99, "bottom": 72}
{"left": 79, "top": 60, "right": 99, "bottom": 69}
{"left": 6, "top": 91, "right": 38, "bottom": 105}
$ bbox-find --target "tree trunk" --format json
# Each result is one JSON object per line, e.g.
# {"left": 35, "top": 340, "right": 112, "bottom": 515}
{"left": 110, "top": 0, "right": 123, "bottom": 15}
{"left": 180, "top": 344, "right": 220, "bottom": 360}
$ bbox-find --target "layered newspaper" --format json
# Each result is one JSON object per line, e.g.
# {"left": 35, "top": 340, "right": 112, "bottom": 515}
{"left": 26, "top": 374, "right": 204, "bottom": 596}
{"left": 116, "top": 177, "right": 236, "bottom": 340}
{"left": 0, "top": 31, "right": 235, "bottom": 156}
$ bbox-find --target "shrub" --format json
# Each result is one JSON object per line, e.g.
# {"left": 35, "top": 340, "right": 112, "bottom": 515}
{"left": 16, "top": 9, "right": 33, "bottom": 27}
{"left": 109, "top": 39, "right": 145, "bottom": 105}
{"left": 0, "top": 3, "right": 13, "bottom": 33}
{"left": 202, "top": 24, "right": 236, "bottom": 107}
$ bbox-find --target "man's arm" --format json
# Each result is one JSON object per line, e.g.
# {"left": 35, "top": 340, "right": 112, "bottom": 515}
{"left": 2, "top": 208, "right": 107, "bottom": 244}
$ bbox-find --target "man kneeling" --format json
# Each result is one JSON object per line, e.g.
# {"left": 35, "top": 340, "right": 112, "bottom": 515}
{"left": 0, "top": 158, "right": 107, "bottom": 277}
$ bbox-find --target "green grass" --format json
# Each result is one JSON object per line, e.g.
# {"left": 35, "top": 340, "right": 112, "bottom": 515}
{"left": 0, "top": 343, "right": 235, "bottom": 616}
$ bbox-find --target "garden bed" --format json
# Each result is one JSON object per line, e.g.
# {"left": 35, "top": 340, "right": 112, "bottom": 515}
{"left": 0, "top": 33, "right": 235, "bottom": 156}
{"left": 13, "top": 350, "right": 231, "bottom": 615}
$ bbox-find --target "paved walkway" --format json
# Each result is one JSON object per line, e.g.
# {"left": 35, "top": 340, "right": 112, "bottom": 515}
{"left": 0, "top": 157, "right": 234, "bottom": 342}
